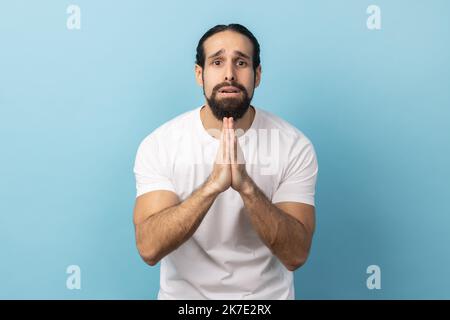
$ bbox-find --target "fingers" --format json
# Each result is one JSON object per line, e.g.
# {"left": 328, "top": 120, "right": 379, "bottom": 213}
{"left": 229, "top": 118, "right": 236, "bottom": 164}
{"left": 218, "top": 117, "right": 229, "bottom": 164}
{"left": 217, "top": 117, "right": 226, "bottom": 164}
{"left": 224, "top": 118, "right": 230, "bottom": 164}
{"left": 217, "top": 117, "right": 237, "bottom": 165}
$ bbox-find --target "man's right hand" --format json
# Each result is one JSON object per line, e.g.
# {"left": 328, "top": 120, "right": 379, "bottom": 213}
{"left": 206, "top": 117, "right": 232, "bottom": 194}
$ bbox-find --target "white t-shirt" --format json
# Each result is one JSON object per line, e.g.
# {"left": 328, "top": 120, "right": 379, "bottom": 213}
{"left": 133, "top": 105, "right": 318, "bottom": 300}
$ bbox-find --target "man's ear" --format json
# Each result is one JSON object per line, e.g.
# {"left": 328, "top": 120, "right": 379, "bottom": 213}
{"left": 195, "top": 64, "right": 203, "bottom": 87}
{"left": 254, "top": 64, "right": 262, "bottom": 88}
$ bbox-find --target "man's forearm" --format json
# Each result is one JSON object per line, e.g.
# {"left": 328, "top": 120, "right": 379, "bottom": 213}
{"left": 136, "top": 177, "right": 220, "bottom": 265}
{"left": 239, "top": 179, "right": 311, "bottom": 271}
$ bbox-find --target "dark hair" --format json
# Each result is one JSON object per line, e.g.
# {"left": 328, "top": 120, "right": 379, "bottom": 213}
{"left": 195, "top": 24, "right": 261, "bottom": 71}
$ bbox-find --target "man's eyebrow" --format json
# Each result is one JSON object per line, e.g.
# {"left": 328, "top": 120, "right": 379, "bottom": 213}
{"left": 233, "top": 50, "right": 251, "bottom": 60}
{"left": 206, "top": 49, "right": 251, "bottom": 60}
{"left": 207, "top": 49, "right": 225, "bottom": 60}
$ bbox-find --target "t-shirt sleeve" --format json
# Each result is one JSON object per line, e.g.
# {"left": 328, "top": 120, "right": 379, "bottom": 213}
{"left": 133, "top": 134, "right": 176, "bottom": 198}
{"left": 271, "top": 138, "right": 319, "bottom": 206}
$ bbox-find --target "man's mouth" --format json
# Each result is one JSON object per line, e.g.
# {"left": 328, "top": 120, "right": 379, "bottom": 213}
{"left": 218, "top": 86, "right": 241, "bottom": 94}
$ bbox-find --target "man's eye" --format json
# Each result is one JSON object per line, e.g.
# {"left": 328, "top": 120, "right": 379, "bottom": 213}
{"left": 237, "top": 60, "right": 247, "bottom": 66}
{"left": 213, "top": 60, "right": 222, "bottom": 65}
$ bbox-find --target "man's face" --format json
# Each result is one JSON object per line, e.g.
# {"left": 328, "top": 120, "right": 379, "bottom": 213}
{"left": 195, "top": 30, "right": 261, "bottom": 120}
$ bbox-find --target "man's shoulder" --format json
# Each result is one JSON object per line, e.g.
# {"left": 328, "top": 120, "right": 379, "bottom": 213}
{"left": 256, "top": 106, "right": 313, "bottom": 145}
{"left": 139, "top": 106, "right": 200, "bottom": 146}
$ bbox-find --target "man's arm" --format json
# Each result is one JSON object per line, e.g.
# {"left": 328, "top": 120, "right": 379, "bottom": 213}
{"left": 133, "top": 118, "right": 232, "bottom": 266}
{"left": 224, "top": 117, "right": 315, "bottom": 272}
{"left": 133, "top": 178, "right": 220, "bottom": 266}
{"left": 238, "top": 179, "right": 315, "bottom": 271}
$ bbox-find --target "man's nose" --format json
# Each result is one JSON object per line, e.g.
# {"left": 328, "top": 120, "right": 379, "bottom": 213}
{"left": 225, "top": 62, "right": 236, "bottom": 81}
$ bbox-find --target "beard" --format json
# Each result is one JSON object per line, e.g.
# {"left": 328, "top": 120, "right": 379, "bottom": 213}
{"left": 204, "top": 80, "right": 254, "bottom": 121}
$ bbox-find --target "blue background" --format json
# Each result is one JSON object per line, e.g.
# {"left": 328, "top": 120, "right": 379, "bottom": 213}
{"left": 1, "top": 0, "right": 449, "bottom": 299}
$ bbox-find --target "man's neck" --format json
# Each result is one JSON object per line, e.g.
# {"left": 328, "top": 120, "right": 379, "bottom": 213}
{"left": 200, "top": 104, "right": 255, "bottom": 139}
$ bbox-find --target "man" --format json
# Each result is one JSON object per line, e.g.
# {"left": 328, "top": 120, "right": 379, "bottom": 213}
{"left": 133, "top": 24, "right": 318, "bottom": 299}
